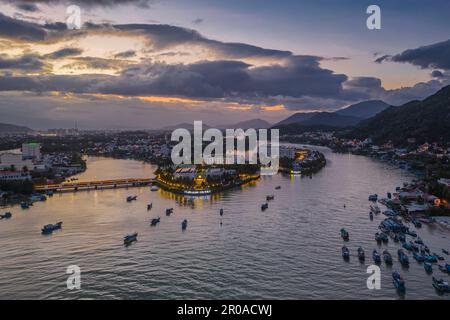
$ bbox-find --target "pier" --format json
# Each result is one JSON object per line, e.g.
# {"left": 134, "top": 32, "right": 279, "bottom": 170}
{"left": 35, "top": 178, "right": 155, "bottom": 193}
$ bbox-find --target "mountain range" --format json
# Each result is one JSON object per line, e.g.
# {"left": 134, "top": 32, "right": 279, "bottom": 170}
{"left": 345, "top": 85, "right": 450, "bottom": 145}
{"left": 162, "top": 119, "right": 271, "bottom": 131}
{"left": 0, "top": 122, "right": 33, "bottom": 133}
{"left": 275, "top": 100, "right": 390, "bottom": 127}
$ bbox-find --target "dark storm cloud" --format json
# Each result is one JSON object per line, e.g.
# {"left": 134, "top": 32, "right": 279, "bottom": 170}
{"left": 0, "top": 12, "right": 46, "bottom": 41}
{"left": 114, "top": 50, "right": 136, "bottom": 58}
{"left": 0, "top": 53, "right": 47, "bottom": 71}
{"left": 376, "top": 39, "right": 450, "bottom": 70}
{"left": 44, "top": 47, "right": 83, "bottom": 59}
{"left": 15, "top": 2, "right": 40, "bottom": 12}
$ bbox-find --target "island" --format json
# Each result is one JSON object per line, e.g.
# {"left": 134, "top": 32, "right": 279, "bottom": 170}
{"left": 278, "top": 147, "right": 326, "bottom": 175}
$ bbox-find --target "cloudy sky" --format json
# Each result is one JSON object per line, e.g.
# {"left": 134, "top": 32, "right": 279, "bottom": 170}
{"left": 0, "top": 0, "right": 449, "bottom": 129}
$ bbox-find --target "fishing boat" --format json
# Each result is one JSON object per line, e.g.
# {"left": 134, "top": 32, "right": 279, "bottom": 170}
{"left": 340, "top": 228, "right": 349, "bottom": 241}
{"left": 342, "top": 246, "right": 350, "bottom": 260}
{"left": 147, "top": 203, "right": 153, "bottom": 210}
{"left": 413, "top": 252, "right": 425, "bottom": 262}
{"left": 166, "top": 208, "right": 173, "bottom": 216}
{"left": 383, "top": 250, "right": 393, "bottom": 265}
{"left": 442, "top": 249, "right": 449, "bottom": 255}
{"left": 266, "top": 195, "right": 275, "bottom": 201}
{"left": 398, "top": 234, "right": 406, "bottom": 243}
{"left": 0, "top": 212, "right": 12, "bottom": 219}
{"left": 275, "top": 186, "right": 281, "bottom": 190}
{"left": 368, "top": 194, "right": 378, "bottom": 202}
{"left": 261, "top": 203, "right": 269, "bottom": 211}
{"left": 397, "top": 249, "right": 409, "bottom": 266}
{"left": 372, "top": 250, "right": 381, "bottom": 264}
{"left": 151, "top": 185, "right": 159, "bottom": 192}
{"left": 432, "top": 277, "right": 450, "bottom": 293}
{"left": 219, "top": 208, "right": 223, "bottom": 216}
{"left": 432, "top": 253, "right": 445, "bottom": 261}
{"left": 124, "top": 233, "right": 138, "bottom": 245}
{"left": 382, "top": 210, "right": 398, "bottom": 217}
{"left": 150, "top": 217, "right": 161, "bottom": 226}
{"left": 425, "top": 255, "right": 438, "bottom": 263}
{"left": 370, "top": 205, "right": 381, "bottom": 214}
{"left": 375, "top": 232, "right": 388, "bottom": 243}
{"left": 181, "top": 219, "right": 188, "bottom": 230}
{"left": 369, "top": 212, "right": 373, "bottom": 220}
{"left": 424, "top": 262, "right": 433, "bottom": 273}
{"left": 414, "top": 237, "right": 424, "bottom": 245}
{"left": 41, "top": 222, "right": 63, "bottom": 234}
{"left": 406, "top": 229, "right": 417, "bottom": 238}
{"left": 126, "top": 195, "right": 137, "bottom": 202}
{"left": 357, "top": 247, "right": 365, "bottom": 262}
{"left": 411, "top": 219, "right": 422, "bottom": 228}
{"left": 20, "top": 202, "right": 30, "bottom": 209}
{"left": 392, "top": 271, "right": 406, "bottom": 292}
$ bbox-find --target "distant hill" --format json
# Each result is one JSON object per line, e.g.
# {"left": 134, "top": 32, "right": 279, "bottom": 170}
{"left": 345, "top": 85, "right": 450, "bottom": 145}
{"left": 220, "top": 118, "right": 271, "bottom": 129}
{"left": 335, "top": 100, "right": 390, "bottom": 119}
{"left": 301, "top": 112, "right": 361, "bottom": 127}
{"left": 275, "top": 100, "right": 390, "bottom": 128}
{"left": 272, "top": 123, "right": 340, "bottom": 135}
{"left": 0, "top": 122, "right": 33, "bottom": 133}
{"left": 275, "top": 112, "right": 321, "bottom": 126}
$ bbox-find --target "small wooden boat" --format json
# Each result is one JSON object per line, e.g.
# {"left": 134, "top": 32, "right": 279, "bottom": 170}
{"left": 124, "top": 233, "right": 138, "bottom": 245}
{"left": 261, "top": 203, "right": 269, "bottom": 211}
{"left": 126, "top": 195, "right": 137, "bottom": 202}
{"left": 41, "top": 222, "right": 63, "bottom": 234}
{"left": 397, "top": 249, "right": 409, "bottom": 266}
{"left": 357, "top": 247, "right": 365, "bottom": 262}
{"left": 275, "top": 186, "right": 281, "bottom": 190}
{"left": 147, "top": 203, "right": 153, "bottom": 210}
{"left": 424, "top": 262, "right": 433, "bottom": 273}
{"left": 342, "top": 246, "right": 350, "bottom": 260}
{"left": 266, "top": 195, "right": 275, "bottom": 201}
{"left": 181, "top": 219, "right": 188, "bottom": 230}
{"left": 0, "top": 212, "right": 12, "bottom": 219}
{"left": 432, "top": 277, "right": 450, "bottom": 293}
{"left": 219, "top": 208, "right": 223, "bottom": 216}
{"left": 150, "top": 217, "right": 161, "bottom": 226}
{"left": 166, "top": 208, "right": 173, "bottom": 216}
{"left": 372, "top": 250, "right": 381, "bottom": 264}
{"left": 392, "top": 271, "right": 405, "bottom": 292}
{"left": 383, "top": 250, "right": 393, "bottom": 265}
{"left": 340, "top": 228, "right": 349, "bottom": 241}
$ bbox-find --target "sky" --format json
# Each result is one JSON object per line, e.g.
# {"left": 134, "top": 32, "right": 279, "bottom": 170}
{"left": 0, "top": 0, "right": 449, "bottom": 129}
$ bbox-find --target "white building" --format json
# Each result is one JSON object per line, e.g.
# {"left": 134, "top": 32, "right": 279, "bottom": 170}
{"left": 0, "top": 151, "right": 34, "bottom": 171}
{"left": 0, "top": 171, "right": 32, "bottom": 181}
{"left": 22, "top": 143, "right": 41, "bottom": 161}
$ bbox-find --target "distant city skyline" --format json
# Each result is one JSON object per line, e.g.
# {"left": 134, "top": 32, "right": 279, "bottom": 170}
{"left": 0, "top": 0, "right": 449, "bottom": 129}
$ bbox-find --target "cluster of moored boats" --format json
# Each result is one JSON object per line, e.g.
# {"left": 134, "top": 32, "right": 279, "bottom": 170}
{"left": 260, "top": 186, "right": 280, "bottom": 211}
{"left": 123, "top": 193, "right": 194, "bottom": 245}
{"left": 339, "top": 191, "right": 450, "bottom": 295}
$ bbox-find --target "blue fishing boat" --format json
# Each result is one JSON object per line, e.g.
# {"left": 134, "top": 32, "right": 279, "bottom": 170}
{"left": 41, "top": 222, "right": 63, "bottom": 234}
{"left": 406, "top": 229, "right": 417, "bottom": 237}
{"left": 397, "top": 249, "right": 409, "bottom": 267}
{"left": 369, "top": 212, "right": 373, "bottom": 220}
{"left": 392, "top": 271, "right": 405, "bottom": 292}
{"left": 383, "top": 250, "right": 393, "bottom": 265}
{"left": 220, "top": 208, "right": 223, "bottom": 216}
{"left": 432, "top": 277, "right": 450, "bottom": 293}
{"left": 124, "top": 233, "right": 138, "bottom": 245}
{"left": 425, "top": 255, "right": 438, "bottom": 263}
{"left": 432, "top": 253, "right": 445, "bottom": 261}
{"left": 150, "top": 217, "right": 161, "bottom": 226}
{"left": 372, "top": 250, "right": 381, "bottom": 264}
{"left": 424, "top": 262, "right": 433, "bottom": 273}
{"left": 261, "top": 203, "right": 269, "bottom": 211}
{"left": 340, "top": 228, "right": 349, "bottom": 241}
{"left": 368, "top": 194, "right": 378, "bottom": 202}
{"left": 357, "top": 247, "right": 365, "bottom": 262}
{"left": 342, "top": 246, "right": 350, "bottom": 260}
{"left": 442, "top": 249, "right": 449, "bottom": 255}
{"left": 398, "top": 234, "right": 406, "bottom": 243}
{"left": 20, "top": 202, "right": 29, "bottom": 209}
{"left": 411, "top": 219, "right": 422, "bottom": 228}
{"left": 181, "top": 219, "right": 188, "bottom": 230}
{"left": 413, "top": 252, "right": 425, "bottom": 262}
{"left": 0, "top": 212, "right": 12, "bottom": 219}
{"left": 414, "top": 237, "right": 424, "bottom": 245}
{"left": 402, "top": 242, "right": 414, "bottom": 251}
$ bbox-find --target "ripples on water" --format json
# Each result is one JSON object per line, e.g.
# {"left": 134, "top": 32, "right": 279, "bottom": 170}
{"left": 0, "top": 148, "right": 449, "bottom": 300}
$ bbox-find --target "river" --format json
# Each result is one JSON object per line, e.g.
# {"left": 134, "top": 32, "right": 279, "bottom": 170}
{"left": 0, "top": 146, "right": 449, "bottom": 299}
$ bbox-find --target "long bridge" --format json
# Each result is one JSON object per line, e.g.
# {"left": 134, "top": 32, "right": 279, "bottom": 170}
{"left": 35, "top": 178, "right": 156, "bottom": 192}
